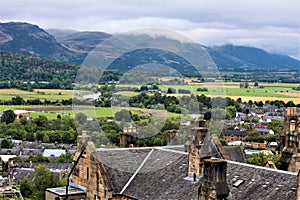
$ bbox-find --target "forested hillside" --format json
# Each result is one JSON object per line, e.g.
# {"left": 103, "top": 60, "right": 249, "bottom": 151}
{"left": 0, "top": 51, "right": 79, "bottom": 89}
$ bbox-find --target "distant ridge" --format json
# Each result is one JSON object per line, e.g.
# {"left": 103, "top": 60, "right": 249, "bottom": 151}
{"left": 0, "top": 22, "right": 299, "bottom": 72}
{"left": 0, "top": 22, "right": 84, "bottom": 63}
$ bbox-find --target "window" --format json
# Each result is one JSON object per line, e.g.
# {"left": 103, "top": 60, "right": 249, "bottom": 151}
{"left": 87, "top": 167, "right": 89, "bottom": 180}
{"left": 94, "top": 195, "right": 101, "bottom": 200}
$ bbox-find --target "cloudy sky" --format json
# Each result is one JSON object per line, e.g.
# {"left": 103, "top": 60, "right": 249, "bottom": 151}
{"left": 1, "top": 0, "right": 299, "bottom": 59}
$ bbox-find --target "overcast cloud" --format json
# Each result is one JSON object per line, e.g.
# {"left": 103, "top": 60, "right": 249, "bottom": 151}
{"left": 1, "top": 0, "right": 299, "bottom": 59}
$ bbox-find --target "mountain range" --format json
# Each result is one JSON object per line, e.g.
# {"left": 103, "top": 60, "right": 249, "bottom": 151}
{"left": 0, "top": 22, "right": 299, "bottom": 72}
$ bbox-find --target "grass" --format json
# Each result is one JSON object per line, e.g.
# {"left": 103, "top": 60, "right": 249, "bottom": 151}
{"left": 1, "top": 105, "right": 180, "bottom": 119}
{"left": 30, "top": 111, "right": 65, "bottom": 119}
{"left": 0, "top": 82, "right": 298, "bottom": 119}
{"left": 0, "top": 89, "right": 75, "bottom": 101}
{"left": 115, "top": 82, "right": 299, "bottom": 102}
{"left": 224, "top": 88, "right": 291, "bottom": 98}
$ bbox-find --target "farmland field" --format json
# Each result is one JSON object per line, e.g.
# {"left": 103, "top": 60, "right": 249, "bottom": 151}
{"left": 0, "top": 89, "right": 75, "bottom": 101}
{"left": 0, "top": 105, "right": 180, "bottom": 119}
{"left": 0, "top": 82, "right": 299, "bottom": 106}
{"left": 116, "top": 82, "right": 299, "bottom": 103}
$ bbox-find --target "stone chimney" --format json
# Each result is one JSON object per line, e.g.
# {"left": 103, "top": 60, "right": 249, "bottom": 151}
{"left": 73, "top": 130, "right": 91, "bottom": 162}
{"left": 277, "top": 107, "right": 300, "bottom": 172}
{"left": 120, "top": 127, "right": 139, "bottom": 148}
{"left": 188, "top": 120, "right": 209, "bottom": 176}
{"left": 199, "top": 158, "right": 230, "bottom": 200}
{"left": 166, "top": 130, "right": 180, "bottom": 146}
{"left": 284, "top": 107, "right": 298, "bottom": 133}
{"left": 77, "top": 130, "right": 91, "bottom": 151}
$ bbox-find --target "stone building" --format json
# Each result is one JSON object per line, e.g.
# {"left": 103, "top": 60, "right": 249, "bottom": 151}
{"left": 120, "top": 127, "right": 139, "bottom": 148}
{"left": 277, "top": 107, "right": 300, "bottom": 172}
{"left": 46, "top": 122, "right": 298, "bottom": 199}
{"left": 166, "top": 130, "right": 180, "bottom": 146}
{"left": 221, "top": 129, "right": 249, "bottom": 143}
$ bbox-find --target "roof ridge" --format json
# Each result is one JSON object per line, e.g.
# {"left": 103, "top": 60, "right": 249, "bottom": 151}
{"left": 226, "top": 160, "right": 298, "bottom": 176}
{"left": 155, "top": 147, "right": 188, "bottom": 155}
{"left": 119, "top": 148, "right": 154, "bottom": 194}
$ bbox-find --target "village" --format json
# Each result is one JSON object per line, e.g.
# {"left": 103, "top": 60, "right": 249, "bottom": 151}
{"left": 0, "top": 104, "right": 299, "bottom": 199}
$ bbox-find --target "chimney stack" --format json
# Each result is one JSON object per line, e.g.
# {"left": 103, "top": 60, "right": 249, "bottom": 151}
{"left": 199, "top": 158, "right": 230, "bottom": 200}
{"left": 120, "top": 127, "right": 139, "bottom": 148}
{"left": 188, "top": 120, "right": 209, "bottom": 176}
{"left": 166, "top": 130, "right": 180, "bottom": 146}
{"left": 77, "top": 130, "right": 91, "bottom": 151}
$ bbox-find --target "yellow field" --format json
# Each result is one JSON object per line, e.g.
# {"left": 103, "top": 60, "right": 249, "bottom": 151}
{"left": 0, "top": 89, "right": 75, "bottom": 101}
{"left": 229, "top": 96, "right": 300, "bottom": 104}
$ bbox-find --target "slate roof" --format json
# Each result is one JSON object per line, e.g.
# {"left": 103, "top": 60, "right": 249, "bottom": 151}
{"left": 227, "top": 160, "right": 297, "bottom": 200}
{"left": 255, "top": 128, "right": 272, "bottom": 133}
{"left": 94, "top": 147, "right": 297, "bottom": 199}
{"left": 12, "top": 168, "right": 35, "bottom": 181}
{"left": 43, "top": 149, "right": 66, "bottom": 157}
{"left": 97, "top": 148, "right": 152, "bottom": 193}
{"left": 15, "top": 162, "right": 72, "bottom": 170}
{"left": 223, "top": 146, "right": 246, "bottom": 163}
{"left": 0, "top": 148, "right": 20, "bottom": 155}
{"left": 12, "top": 167, "right": 63, "bottom": 181}
{"left": 123, "top": 149, "right": 199, "bottom": 200}
{"left": 222, "top": 129, "right": 250, "bottom": 136}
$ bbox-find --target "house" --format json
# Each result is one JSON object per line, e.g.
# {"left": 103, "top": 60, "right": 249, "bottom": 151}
{"left": 221, "top": 129, "right": 249, "bottom": 143}
{"left": 46, "top": 120, "right": 299, "bottom": 199}
{"left": 13, "top": 110, "right": 31, "bottom": 120}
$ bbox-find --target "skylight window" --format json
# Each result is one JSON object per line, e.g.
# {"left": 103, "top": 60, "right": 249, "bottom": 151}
{"left": 233, "top": 179, "right": 244, "bottom": 187}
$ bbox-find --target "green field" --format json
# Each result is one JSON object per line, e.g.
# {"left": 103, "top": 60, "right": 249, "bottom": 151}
{"left": 0, "top": 105, "right": 180, "bottom": 119}
{"left": 0, "top": 82, "right": 299, "bottom": 108}
{"left": 116, "top": 83, "right": 298, "bottom": 98}
{"left": 0, "top": 89, "right": 75, "bottom": 101}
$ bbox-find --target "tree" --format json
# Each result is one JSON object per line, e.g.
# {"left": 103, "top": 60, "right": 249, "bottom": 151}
{"left": 20, "top": 178, "right": 33, "bottom": 197}
{"left": 115, "top": 109, "right": 131, "bottom": 122}
{"left": 140, "top": 85, "right": 148, "bottom": 91}
{"left": 56, "top": 152, "right": 74, "bottom": 163}
{"left": 12, "top": 95, "right": 25, "bottom": 105}
{"left": 226, "top": 106, "right": 237, "bottom": 119}
{"left": 245, "top": 82, "right": 249, "bottom": 88}
{"left": 49, "top": 77, "right": 62, "bottom": 89}
{"left": 162, "top": 117, "right": 180, "bottom": 131}
{"left": 268, "top": 120, "right": 284, "bottom": 134}
{"left": 204, "top": 111, "right": 212, "bottom": 121}
{"left": 0, "top": 138, "right": 13, "bottom": 148}
{"left": 34, "top": 115, "right": 48, "bottom": 127}
{"left": 1, "top": 109, "right": 15, "bottom": 124}
{"left": 254, "top": 81, "right": 259, "bottom": 87}
{"left": 31, "top": 165, "right": 61, "bottom": 199}
{"left": 244, "top": 130, "right": 263, "bottom": 142}
{"left": 167, "top": 87, "right": 176, "bottom": 94}
{"left": 75, "top": 113, "right": 87, "bottom": 124}
{"left": 246, "top": 152, "right": 280, "bottom": 166}
{"left": 286, "top": 100, "right": 296, "bottom": 107}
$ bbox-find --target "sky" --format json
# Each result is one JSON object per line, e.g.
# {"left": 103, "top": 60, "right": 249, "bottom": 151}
{"left": 1, "top": 0, "right": 299, "bottom": 59}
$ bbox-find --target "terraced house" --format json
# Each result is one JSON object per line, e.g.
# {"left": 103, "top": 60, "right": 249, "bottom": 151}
{"left": 46, "top": 117, "right": 299, "bottom": 200}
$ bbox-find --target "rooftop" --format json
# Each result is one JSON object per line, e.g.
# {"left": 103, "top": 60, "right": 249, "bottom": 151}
{"left": 94, "top": 146, "right": 297, "bottom": 199}
{"left": 46, "top": 186, "right": 85, "bottom": 196}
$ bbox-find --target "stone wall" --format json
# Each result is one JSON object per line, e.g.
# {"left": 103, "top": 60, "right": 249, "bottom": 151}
{"left": 70, "top": 143, "right": 114, "bottom": 200}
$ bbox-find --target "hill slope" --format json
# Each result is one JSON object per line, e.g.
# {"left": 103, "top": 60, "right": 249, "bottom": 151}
{"left": 0, "top": 22, "right": 299, "bottom": 72}
{"left": 0, "top": 22, "right": 84, "bottom": 63}
{"left": 0, "top": 51, "right": 79, "bottom": 89}
{"left": 206, "top": 45, "right": 299, "bottom": 72}
{"left": 57, "top": 31, "right": 300, "bottom": 72}
{"left": 57, "top": 31, "right": 112, "bottom": 52}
